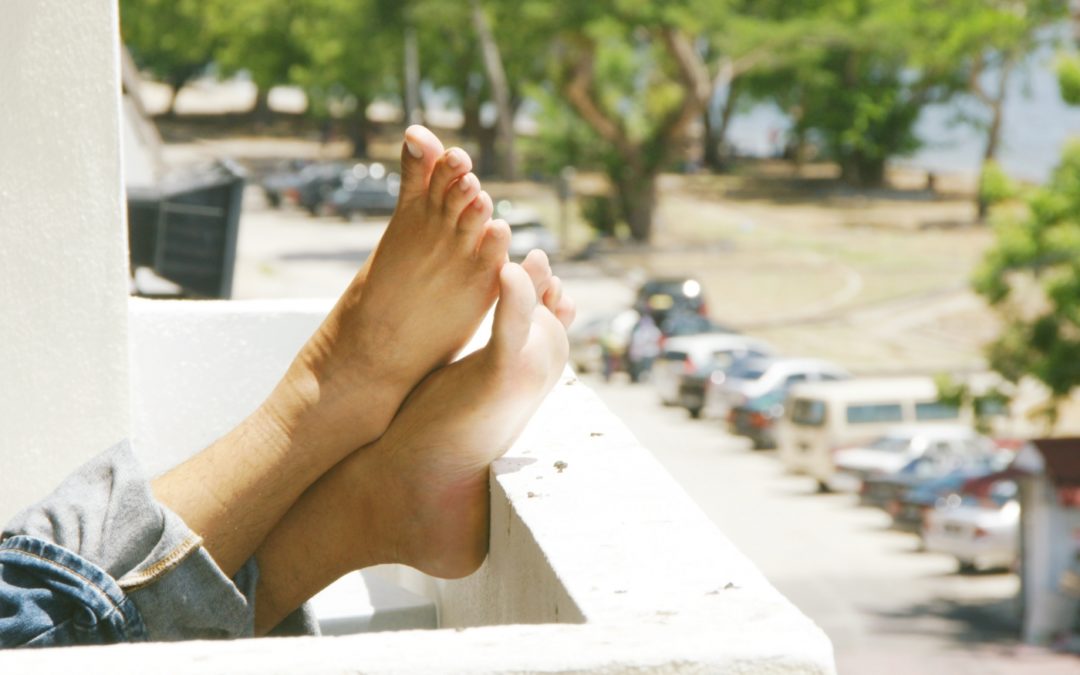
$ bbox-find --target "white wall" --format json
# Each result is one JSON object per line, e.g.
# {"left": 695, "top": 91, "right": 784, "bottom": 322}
{"left": 127, "top": 298, "right": 329, "bottom": 477}
{"left": 1023, "top": 476, "right": 1080, "bottom": 644}
{"left": 0, "top": 0, "right": 130, "bottom": 522}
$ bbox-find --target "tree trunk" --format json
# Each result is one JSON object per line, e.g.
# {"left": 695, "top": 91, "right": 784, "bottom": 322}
{"left": 165, "top": 73, "right": 191, "bottom": 117}
{"left": 347, "top": 100, "right": 371, "bottom": 158}
{"left": 462, "top": 86, "right": 482, "bottom": 141}
{"left": 613, "top": 167, "right": 657, "bottom": 242}
{"left": 477, "top": 124, "right": 498, "bottom": 178}
{"left": 470, "top": 0, "right": 516, "bottom": 180}
{"left": 976, "top": 62, "right": 1012, "bottom": 222}
{"left": 704, "top": 76, "right": 740, "bottom": 172}
{"left": 252, "top": 87, "right": 272, "bottom": 129}
{"left": 842, "top": 151, "right": 887, "bottom": 188}
{"left": 702, "top": 108, "right": 719, "bottom": 171}
{"left": 403, "top": 25, "right": 423, "bottom": 125}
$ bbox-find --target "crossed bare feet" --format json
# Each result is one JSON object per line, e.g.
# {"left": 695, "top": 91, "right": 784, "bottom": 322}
{"left": 249, "top": 130, "right": 575, "bottom": 632}
{"left": 354, "top": 249, "right": 574, "bottom": 579}
{"left": 268, "top": 125, "right": 512, "bottom": 455}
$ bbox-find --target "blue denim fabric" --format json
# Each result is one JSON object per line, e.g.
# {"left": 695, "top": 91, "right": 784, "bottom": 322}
{"left": 0, "top": 535, "right": 146, "bottom": 648}
{"left": 0, "top": 441, "right": 292, "bottom": 647}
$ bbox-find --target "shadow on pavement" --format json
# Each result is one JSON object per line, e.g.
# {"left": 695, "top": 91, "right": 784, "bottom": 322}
{"left": 867, "top": 595, "right": 1022, "bottom": 645}
{"left": 278, "top": 248, "right": 374, "bottom": 264}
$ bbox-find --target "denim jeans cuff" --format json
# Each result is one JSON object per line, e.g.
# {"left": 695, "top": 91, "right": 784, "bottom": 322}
{"left": 0, "top": 535, "right": 147, "bottom": 648}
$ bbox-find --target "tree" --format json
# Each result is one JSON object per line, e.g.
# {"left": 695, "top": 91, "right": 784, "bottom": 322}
{"left": 283, "top": 0, "right": 405, "bottom": 157}
{"left": 119, "top": 0, "right": 222, "bottom": 115}
{"left": 213, "top": 0, "right": 314, "bottom": 126}
{"left": 973, "top": 142, "right": 1080, "bottom": 428}
{"left": 943, "top": 0, "right": 1067, "bottom": 220}
{"left": 529, "top": 2, "right": 755, "bottom": 241}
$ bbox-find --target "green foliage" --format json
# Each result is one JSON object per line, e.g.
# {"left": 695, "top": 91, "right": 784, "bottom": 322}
{"left": 934, "top": 373, "right": 1012, "bottom": 434}
{"left": 1058, "top": 54, "right": 1080, "bottom": 106}
{"left": 973, "top": 141, "right": 1080, "bottom": 426}
{"left": 979, "top": 160, "right": 1018, "bottom": 208}
{"left": 119, "top": 0, "right": 222, "bottom": 94}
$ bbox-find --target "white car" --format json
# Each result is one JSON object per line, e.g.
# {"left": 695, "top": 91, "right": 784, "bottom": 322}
{"left": 924, "top": 497, "right": 1019, "bottom": 572}
{"left": 650, "top": 334, "right": 773, "bottom": 406}
{"left": 499, "top": 205, "right": 559, "bottom": 260}
{"left": 827, "top": 425, "right": 995, "bottom": 493}
{"left": 703, "top": 357, "right": 850, "bottom": 421}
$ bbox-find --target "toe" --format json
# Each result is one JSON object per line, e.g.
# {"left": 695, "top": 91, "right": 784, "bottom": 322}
{"left": 399, "top": 125, "right": 444, "bottom": 198}
{"left": 444, "top": 173, "right": 482, "bottom": 224}
{"left": 521, "top": 249, "right": 553, "bottom": 297}
{"left": 458, "top": 191, "right": 494, "bottom": 242}
{"left": 428, "top": 147, "right": 473, "bottom": 212}
{"left": 554, "top": 296, "right": 576, "bottom": 329}
{"left": 475, "top": 218, "right": 511, "bottom": 266}
{"left": 542, "top": 276, "right": 563, "bottom": 314}
{"left": 492, "top": 263, "right": 536, "bottom": 355}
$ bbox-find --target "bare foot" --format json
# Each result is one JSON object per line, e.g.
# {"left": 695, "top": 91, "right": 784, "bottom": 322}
{"left": 270, "top": 125, "right": 512, "bottom": 453}
{"left": 252, "top": 253, "right": 572, "bottom": 631}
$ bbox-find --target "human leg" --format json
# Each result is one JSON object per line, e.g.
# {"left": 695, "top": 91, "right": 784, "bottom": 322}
{"left": 151, "top": 126, "right": 512, "bottom": 578}
{"left": 251, "top": 254, "right": 574, "bottom": 634}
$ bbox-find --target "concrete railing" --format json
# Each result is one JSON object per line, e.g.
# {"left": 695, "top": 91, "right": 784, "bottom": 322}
{"left": 0, "top": 299, "right": 835, "bottom": 673}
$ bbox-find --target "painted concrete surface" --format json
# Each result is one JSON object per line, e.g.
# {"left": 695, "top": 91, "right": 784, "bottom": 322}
{"left": 0, "top": 0, "right": 130, "bottom": 523}
{"left": 127, "top": 297, "right": 330, "bottom": 476}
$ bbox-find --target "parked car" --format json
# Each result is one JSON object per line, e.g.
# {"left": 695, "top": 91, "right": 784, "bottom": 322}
{"left": 923, "top": 475, "right": 1020, "bottom": 572}
{"left": 827, "top": 424, "right": 996, "bottom": 494}
{"left": 859, "top": 440, "right": 1004, "bottom": 512}
{"left": 704, "top": 357, "right": 851, "bottom": 422}
{"left": 260, "top": 159, "right": 312, "bottom": 208}
{"left": 651, "top": 334, "right": 774, "bottom": 408}
{"left": 325, "top": 163, "right": 400, "bottom": 221}
{"left": 778, "top": 377, "right": 979, "bottom": 491}
{"left": 727, "top": 388, "right": 787, "bottom": 449}
{"left": 508, "top": 213, "right": 559, "bottom": 261}
{"left": 635, "top": 277, "right": 707, "bottom": 325}
{"left": 284, "top": 161, "right": 350, "bottom": 215}
{"left": 890, "top": 453, "right": 1016, "bottom": 534}
{"left": 569, "top": 311, "right": 619, "bottom": 374}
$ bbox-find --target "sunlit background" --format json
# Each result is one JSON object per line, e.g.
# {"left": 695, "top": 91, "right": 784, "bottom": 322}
{"left": 119, "top": 1, "right": 1080, "bottom": 671}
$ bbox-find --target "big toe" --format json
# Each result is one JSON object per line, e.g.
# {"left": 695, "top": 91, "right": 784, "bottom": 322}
{"left": 400, "top": 125, "right": 445, "bottom": 196}
{"left": 492, "top": 263, "right": 537, "bottom": 356}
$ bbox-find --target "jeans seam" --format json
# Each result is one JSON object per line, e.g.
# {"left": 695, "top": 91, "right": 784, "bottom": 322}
{"left": 0, "top": 547, "right": 123, "bottom": 618}
{"left": 116, "top": 533, "right": 203, "bottom": 592}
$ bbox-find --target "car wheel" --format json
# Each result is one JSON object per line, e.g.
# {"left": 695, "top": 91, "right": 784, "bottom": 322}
{"left": 687, "top": 407, "right": 702, "bottom": 419}
{"left": 958, "top": 561, "right": 978, "bottom": 574}
{"left": 816, "top": 480, "right": 831, "bottom": 494}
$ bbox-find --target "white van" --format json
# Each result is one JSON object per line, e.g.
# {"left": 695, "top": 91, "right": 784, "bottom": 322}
{"left": 778, "top": 377, "right": 970, "bottom": 489}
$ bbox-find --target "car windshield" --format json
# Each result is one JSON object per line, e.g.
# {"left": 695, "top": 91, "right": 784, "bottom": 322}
{"left": 791, "top": 398, "right": 825, "bottom": 426}
{"left": 727, "top": 359, "right": 767, "bottom": 380}
{"left": 868, "top": 435, "right": 913, "bottom": 453}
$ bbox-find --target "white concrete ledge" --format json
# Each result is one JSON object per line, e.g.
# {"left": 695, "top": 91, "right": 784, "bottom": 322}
{"left": 2, "top": 299, "right": 835, "bottom": 673}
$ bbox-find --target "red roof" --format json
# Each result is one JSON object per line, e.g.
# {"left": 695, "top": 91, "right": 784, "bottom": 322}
{"left": 1029, "top": 438, "right": 1080, "bottom": 487}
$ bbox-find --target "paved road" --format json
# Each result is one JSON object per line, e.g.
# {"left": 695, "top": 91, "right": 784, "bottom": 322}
{"left": 580, "top": 374, "right": 1078, "bottom": 674}
{"left": 229, "top": 199, "right": 1077, "bottom": 674}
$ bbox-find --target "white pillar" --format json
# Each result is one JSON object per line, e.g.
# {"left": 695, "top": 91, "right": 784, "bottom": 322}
{"left": 0, "top": 0, "right": 130, "bottom": 521}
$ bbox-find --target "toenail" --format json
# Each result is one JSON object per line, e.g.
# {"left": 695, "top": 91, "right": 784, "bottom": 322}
{"left": 459, "top": 174, "right": 475, "bottom": 191}
{"left": 446, "top": 149, "right": 464, "bottom": 168}
{"left": 405, "top": 139, "right": 423, "bottom": 159}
